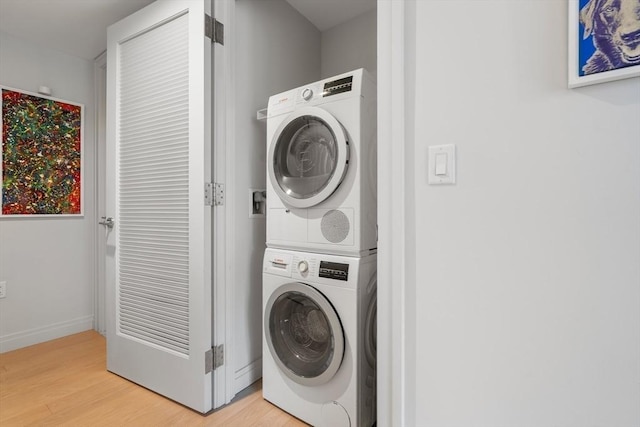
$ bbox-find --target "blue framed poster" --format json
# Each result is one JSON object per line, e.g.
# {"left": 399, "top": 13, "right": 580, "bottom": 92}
{"left": 568, "top": 0, "right": 640, "bottom": 88}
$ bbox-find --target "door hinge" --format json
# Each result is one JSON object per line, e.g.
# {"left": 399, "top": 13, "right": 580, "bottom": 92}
{"left": 205, "top": 344, "right": 224, "bottom": 373}
{"left": 205, "top": 183, "right": 224, "bottom": 206}
{"left": 205, "top": 14, "right": 224, "bottom": 45}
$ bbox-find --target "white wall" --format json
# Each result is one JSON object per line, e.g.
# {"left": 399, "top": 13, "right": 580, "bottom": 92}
{"left": 0, "top": 32, "right": 95, "bottom": 352}
{"left": 231, "top": 0, "right": 320, "bottom": 393}
{"left": 404, "top": 1, "right": 640, "bottom": 425}
{"left": 321, "top": 8, "right": 376, "bottom": 80}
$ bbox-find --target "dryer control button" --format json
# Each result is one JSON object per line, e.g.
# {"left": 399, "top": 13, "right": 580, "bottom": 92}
{"left": 298, "top": 260, "right": 309, "bottom": 273}
{"left": 301, "top": 88, "right": 313, "bottom": 101}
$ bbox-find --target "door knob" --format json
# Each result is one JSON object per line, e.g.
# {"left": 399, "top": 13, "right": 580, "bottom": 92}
{"left": 99, "top": 216, "right": 115, "bottom": 229}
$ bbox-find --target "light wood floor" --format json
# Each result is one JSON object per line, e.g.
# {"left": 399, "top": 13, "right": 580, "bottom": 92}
{"left": 0, "top": 331, "right": 307, "bottom": 426}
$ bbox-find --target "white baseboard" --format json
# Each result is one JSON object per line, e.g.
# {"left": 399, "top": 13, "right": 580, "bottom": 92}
{"left": 0, "top": 315, "right": 94, "bottom": 353}
{"left": 234, "top": 358, "right": 262, "bottom": 394}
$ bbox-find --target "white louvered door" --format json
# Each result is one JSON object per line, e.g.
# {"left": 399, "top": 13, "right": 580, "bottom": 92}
{"left": 105, "top": 0, "right": 214, "bottom": 413}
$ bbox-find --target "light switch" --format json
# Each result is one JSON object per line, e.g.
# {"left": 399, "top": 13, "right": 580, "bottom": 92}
{"left": 428, "top": 144, "right": 456, "bottom": 185}
{"left": 435, "top": 153, "right": 447, "bottom": 176}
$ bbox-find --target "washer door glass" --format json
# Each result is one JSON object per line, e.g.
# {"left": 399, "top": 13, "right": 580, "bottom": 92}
{"left": 269, "top": 107, "right": 349, "bottom": 209}
{"left": 265, "top": 282, "right": 345, "bottom": 386}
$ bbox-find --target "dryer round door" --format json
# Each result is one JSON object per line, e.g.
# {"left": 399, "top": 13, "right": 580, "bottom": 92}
{"left": 268, "top": 107, "right": 349, "bottom": 208}
{"left": 264, "top": 282, "right": 345, "bottom": 386}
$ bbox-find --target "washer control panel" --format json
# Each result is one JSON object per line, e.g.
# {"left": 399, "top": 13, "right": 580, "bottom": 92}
{"left": 266, "top": 250, "right": 356, "bottom": 284}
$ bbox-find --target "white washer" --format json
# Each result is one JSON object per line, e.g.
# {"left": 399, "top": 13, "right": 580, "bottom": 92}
{"left": 262, "top": 248, "right": 377, "bottom": 427}
{"left": 266, "top": 69, "right": 376, "bottom": 256}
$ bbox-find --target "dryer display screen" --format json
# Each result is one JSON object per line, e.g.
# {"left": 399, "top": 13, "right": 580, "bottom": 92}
{"left": 323, "top": 76, "right": 353, "bottom": 97}
{"left": 319, "top": 261, "right": 349, "bottom": 281}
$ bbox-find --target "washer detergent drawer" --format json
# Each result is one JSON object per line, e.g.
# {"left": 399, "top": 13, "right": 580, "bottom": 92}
{"left": 263, "top": 252, "right": 293, "bottom": 277}
{"left": 267, "top": 208, "right": 307, "bottom": 243}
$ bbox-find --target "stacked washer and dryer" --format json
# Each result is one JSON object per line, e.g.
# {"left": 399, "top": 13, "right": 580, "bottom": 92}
{"left": 262, "top": 69, "right": 377, "bottom": 427}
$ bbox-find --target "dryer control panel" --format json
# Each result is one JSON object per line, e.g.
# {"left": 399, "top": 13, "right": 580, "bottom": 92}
{"left": 322, "top": 76, "right": 353, "bottom": 98}
{"left": 268, "top": 68, "right": 370, "bottom": 118}
{"left": 295, "top": 75, "right": 354, "bottom": 105}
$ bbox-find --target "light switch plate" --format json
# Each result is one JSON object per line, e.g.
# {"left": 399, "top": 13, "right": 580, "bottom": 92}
{"left": 428, "top": 144, "right": 456, "bottom": 185}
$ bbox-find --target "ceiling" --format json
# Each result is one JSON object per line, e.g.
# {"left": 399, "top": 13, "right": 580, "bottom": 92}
{"left": 0, "top": 0, "right": 376, "bottom": 61}
{"left": 0, "top": 0, "right": 157, "bottom": 60}
{"left": 285, "top": 0, "right": 375, "bottom": 32}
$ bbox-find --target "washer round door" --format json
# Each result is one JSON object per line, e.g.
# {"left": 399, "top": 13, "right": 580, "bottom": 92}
{"left": 268, "top": 107, "right": 349, "bottom": 208}
{"left": 264, "top": 282, "right": 345, "bottom": 386}
{"left": 364, "top": 286, "right": 377, "bottom": 369}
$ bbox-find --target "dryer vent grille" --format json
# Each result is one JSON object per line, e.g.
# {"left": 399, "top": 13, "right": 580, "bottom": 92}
{"left": 321, "top": 210, "right": 350, "bottom": 243}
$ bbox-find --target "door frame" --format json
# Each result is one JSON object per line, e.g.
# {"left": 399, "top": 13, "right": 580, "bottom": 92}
{"left": 211, "top": 0, "right": 236, "bottom": 409}
{"left": 377, "top": 0, "right": 411, "bottom": 425}
{"left": 218, "top": 0, "right": 409, "bottom": 425}
{"left": 94, "top": 52, "right": 107, "bottom": 336}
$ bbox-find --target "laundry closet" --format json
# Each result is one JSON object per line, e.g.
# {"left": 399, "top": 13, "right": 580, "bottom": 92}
{"left": 229, "top": 0, "right": 377, "bottom": 397}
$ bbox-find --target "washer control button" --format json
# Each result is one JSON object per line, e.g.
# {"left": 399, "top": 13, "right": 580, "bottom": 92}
{"left": 298, "top": 260, "right": 309, "bottom": 273}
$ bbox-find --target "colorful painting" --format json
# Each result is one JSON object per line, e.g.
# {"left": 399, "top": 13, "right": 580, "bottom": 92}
{"left": 1, "top": 87, "right": 83, "bottom": 215}
{"left": 569, "top": 0, "right": 640, "bottom": 87}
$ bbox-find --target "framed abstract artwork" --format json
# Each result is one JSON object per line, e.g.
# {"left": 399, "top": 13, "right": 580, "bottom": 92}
{"left": 568, "top": 0, "right": 640, "bottom": 88}
{"left": 1, "top": 86, "right": 84, "bottom": 216}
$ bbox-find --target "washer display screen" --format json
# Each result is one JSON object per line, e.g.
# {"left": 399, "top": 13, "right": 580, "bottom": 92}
{"left": 319, "top": 261, "right": 349, "bottom": 281}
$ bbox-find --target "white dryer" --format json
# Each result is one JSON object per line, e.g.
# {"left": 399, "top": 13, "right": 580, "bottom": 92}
{"left": 262, "top": 248, "right": 377, "bottom": 427}
{"left": 266, "top": 69, "right": 376, "bottom": 256}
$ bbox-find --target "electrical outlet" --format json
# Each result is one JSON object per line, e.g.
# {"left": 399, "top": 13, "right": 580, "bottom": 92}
{"left": 0, "top": 281, "right": 6, "bottom": 299}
